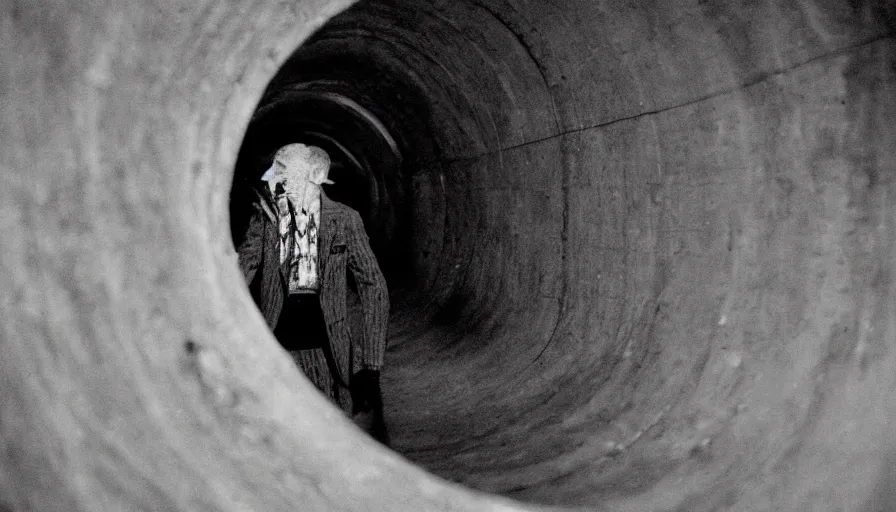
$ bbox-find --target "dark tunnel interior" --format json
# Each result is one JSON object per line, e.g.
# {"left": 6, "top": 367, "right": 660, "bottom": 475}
{"left": 230, "top": 0, "right": 896, "bottom": 508}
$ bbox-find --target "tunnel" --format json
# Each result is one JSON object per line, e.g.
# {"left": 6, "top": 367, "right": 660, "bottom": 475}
{"left": 3, "top": 0, "right": 896, "bottom": 511}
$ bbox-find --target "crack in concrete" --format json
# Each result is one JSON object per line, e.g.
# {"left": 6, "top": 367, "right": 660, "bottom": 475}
{"left": 468, "top": 0, "right": 563, "bottom": 133}
{"left": 458, "top": 0, "right": 574, "bottom": 368}
{"left": 527, "top": 183, "right": 568, "bottom": 367}
{"left": 448, "top": 31, "right": 894, "bottom": 370}
{"left": 444, "top": 31, "right": 895, "bottom": 163}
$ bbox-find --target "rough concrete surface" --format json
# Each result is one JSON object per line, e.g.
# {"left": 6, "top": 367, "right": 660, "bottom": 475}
{"left": 2, "top": 0, "right": 896, "bottom": 511}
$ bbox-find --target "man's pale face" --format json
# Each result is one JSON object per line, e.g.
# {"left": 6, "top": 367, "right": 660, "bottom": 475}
{"left": 266, "top": 159, "right": 304, "bottom": 194}
{"left": 263, "top": 161, "right": 280, "bottom": 193}
{"left": 288, "top": 161, "right": 327, "bottom": 191}
{"left": 266, "top": 152, "right": 330, "bottom": 196}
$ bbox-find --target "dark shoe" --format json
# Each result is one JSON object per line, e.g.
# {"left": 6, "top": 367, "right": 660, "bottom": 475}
{"left": 351, "top": 369, "right": 390, "bottom": 446}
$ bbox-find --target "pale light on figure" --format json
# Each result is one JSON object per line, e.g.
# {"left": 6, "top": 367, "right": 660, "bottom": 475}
{"left": 243, "top": 142, "right": 392, "bottom": 445}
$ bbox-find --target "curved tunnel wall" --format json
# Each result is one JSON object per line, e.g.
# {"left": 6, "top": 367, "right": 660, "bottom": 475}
{"left": 259, "top": 1, "right": 896, "bottom": 509}
{"left": 3, "top": 0, "right": 896, "bottom": 511}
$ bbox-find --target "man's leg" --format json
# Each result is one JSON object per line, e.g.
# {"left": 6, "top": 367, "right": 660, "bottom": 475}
{"left": 350, "top": 369, "right": 389, "bottom": 446}
{"left": 283, "top": 294, "right": 353, "bottom": 409}
{"left": 289, "top": 349, "right": 334, "bottom": 399}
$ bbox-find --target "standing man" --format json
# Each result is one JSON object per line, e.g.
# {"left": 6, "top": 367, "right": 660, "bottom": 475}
{"left": 234, "top": 165, "right": 288, "bottom": 330}
{"left": 269, "top": 143, "right": 390, "bottom": 445}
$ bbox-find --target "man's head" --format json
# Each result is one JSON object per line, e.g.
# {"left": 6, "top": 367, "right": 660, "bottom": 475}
{"left": 262, "top": 143, "right": 333, "bottom": 196}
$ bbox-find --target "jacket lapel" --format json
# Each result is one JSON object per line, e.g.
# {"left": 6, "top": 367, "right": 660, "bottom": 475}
{"left": 252, "top": 184, "right": 278, "bottom": 224}
{"left": 319, "top": 191, "right": 340, "bottom": 272}
{"left": 250, "top": 183, "right": 288, "bottom": 289}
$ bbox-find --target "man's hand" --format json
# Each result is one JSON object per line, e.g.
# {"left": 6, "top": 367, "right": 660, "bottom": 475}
{"left": 350, "top": 369, "right": 389, "bottom": 446}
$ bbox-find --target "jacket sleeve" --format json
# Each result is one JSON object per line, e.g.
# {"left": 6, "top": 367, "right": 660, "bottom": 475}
{"left": 346, "top": 211, "right": 389, "bottom": 370}
{"left": 236, "top": 205, "right": 265, "bottom": 285}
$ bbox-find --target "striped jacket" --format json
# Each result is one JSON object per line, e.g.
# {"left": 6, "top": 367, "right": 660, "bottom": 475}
{"left": 298, "top": 192, "right": 389, "bottom": 378}
{"left": 236, "top": 184, "right": 288, "bottom": 330}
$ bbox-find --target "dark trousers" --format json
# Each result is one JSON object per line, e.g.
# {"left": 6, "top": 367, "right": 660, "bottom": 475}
{"left": 274, "top": 294, "right": 346, "bottom": 405}
{"left": 275, "top": 296, "right": 389, "bottom": 445}
{"left": 274, "top": 293, "right": 328, "bottom": 351}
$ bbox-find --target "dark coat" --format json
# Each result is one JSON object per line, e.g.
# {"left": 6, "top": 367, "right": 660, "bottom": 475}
{"left": 285, "top": 192, "right": 390, "bottom": 405}
{"left": 316, "top": 192, "right": 389, "bottom": 372}
{"left": 236, "top": 184, "right": 288, "bottom": 330}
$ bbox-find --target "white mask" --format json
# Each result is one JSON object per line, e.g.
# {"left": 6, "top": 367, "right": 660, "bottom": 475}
{"left": 271, "top": 144, "right": 335, "bottom": 208}
{"left": 260, "top": 163, "right": 276, "bottom": 182}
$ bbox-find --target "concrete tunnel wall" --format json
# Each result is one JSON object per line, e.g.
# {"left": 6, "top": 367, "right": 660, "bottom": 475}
{"left": 2, "top": 1, "right": 895, "bottom": 511}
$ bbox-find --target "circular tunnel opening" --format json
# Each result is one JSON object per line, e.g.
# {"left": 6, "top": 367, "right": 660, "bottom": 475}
{"left": 229, "top": 1, "right": 896, "bottom": 509}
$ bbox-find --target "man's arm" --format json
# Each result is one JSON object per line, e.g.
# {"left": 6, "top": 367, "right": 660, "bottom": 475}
{"left": 345, "top": 210, "right": 389, "bottom": 370}
{"left": 236, "top": 205, "right": 265, "bottom": 285}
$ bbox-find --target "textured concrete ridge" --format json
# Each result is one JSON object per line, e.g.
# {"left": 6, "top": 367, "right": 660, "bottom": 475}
{"left": 1, "top": 0, "right": 895, "bottom": 511}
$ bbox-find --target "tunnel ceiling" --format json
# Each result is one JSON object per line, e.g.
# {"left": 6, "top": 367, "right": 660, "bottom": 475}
{"left": 243, "top": 0, "right": 896, "bottom": 508}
